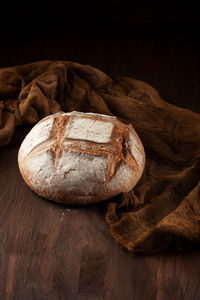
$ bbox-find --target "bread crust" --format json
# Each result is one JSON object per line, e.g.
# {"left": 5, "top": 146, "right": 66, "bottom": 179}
{"left": 18, "top": 111, "right": 145, "bottom": 205}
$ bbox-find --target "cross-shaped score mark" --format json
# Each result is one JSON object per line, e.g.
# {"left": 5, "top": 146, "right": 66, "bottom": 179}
{"left": 24, "top": 115, "right": 138, "bottom": 182}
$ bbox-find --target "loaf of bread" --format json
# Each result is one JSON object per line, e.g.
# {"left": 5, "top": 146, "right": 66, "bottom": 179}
{"left": 18, "top": 111, "right": 145, "bottom": 205}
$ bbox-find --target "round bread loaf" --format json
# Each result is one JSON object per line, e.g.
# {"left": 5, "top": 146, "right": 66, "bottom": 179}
{"left": 18, "top": 111, "right": 145, "bottom": 205}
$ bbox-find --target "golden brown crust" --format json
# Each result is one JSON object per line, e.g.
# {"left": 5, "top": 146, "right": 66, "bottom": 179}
{"left": 18, "top": 111, "right": 145, "bottom": 204}
{"left": 24, "top": 112, "right": 139, "bottom": 182}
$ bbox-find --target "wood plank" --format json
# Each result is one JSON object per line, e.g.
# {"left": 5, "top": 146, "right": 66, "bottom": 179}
{"left": 0, "top": 127, "right": 200, "bottom": 300}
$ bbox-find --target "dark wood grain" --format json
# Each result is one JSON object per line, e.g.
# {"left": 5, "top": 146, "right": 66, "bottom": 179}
{"left": 1, "top": 127, "right": 200, "bottom": 299}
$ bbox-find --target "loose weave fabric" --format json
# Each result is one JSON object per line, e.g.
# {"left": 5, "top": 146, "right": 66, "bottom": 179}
{"left": 0, "top": 60, "right": 200, "bottom": 254}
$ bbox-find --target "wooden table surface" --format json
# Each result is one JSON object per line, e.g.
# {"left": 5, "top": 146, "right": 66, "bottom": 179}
{"left": 1, "top": 127, "right": 200, "bottom": 300}
{"left": 0, "top": 4, "right": 200, "bottom": 298}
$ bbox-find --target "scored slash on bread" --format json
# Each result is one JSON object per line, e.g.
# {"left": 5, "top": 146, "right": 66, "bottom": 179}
{"left": 23, "top": 112, "right": 138, "bottom": 182}
{"left": 18, "top": 111, "right": 145, "bottom": 205}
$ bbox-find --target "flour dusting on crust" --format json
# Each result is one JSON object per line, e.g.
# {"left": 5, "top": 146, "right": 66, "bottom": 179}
{"left": 65, "top": 117, "right": 114, "bottom": 143}
{"left": 18, "top": 111, "right": 145, "bottom": 204}
{"left": 19, "top": 117, "right": 54, "bottom": 159}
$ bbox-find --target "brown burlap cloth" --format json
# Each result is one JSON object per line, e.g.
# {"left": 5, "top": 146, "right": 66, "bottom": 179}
{"left": 0, "top": 60, "right": 200, "bottom": 254}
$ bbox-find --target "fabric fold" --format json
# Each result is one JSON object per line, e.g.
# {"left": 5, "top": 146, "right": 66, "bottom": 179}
{"left": 0, "top": 60, "right": 199, "bottom": 254}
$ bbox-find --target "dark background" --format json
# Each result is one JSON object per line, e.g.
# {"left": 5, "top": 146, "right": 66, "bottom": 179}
{"left": 0, "top": 1, "right": 200, "bottom": 113}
